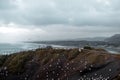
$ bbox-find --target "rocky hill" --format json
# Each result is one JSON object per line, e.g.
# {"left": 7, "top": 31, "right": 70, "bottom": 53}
{"left": 0, "top": 48, "right": 120, "bottom": 80}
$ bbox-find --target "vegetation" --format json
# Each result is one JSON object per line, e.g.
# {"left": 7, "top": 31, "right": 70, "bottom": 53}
{"left": 83, "top": 45, "right": 94, "bottom": 50}
{"left": 0, "top": 48, "right": 120, "bottom": 80}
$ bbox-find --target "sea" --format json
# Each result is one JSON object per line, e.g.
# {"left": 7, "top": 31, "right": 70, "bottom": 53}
{"left": 0, "top": 42, "right": 71, "bottom": 55}
{"left": 0, "top": 42, "right": 119, "bottom": 55}
{"left": 0, "top": 43, "right": 45, "bottom": 55}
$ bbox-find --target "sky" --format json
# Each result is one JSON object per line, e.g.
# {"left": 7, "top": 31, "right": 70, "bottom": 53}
{"left": 0, "top": 0, "right": 120, "bottom": 42}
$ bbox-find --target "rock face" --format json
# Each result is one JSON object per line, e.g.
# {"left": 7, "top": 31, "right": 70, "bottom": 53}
{"left": 0, "top": 48, "right": 120, "bottom": 80}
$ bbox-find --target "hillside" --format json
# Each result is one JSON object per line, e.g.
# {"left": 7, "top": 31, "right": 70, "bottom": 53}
{"left": 0, "top": 48, "right": 120, "bottom": 80}
{"left": 105, "top": 34, "right": 120, "bottom": 44}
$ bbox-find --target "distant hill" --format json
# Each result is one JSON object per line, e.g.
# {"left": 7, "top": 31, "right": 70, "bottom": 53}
{"left": 105, "top": 34, "right": 120, "bottom": 44}
{"left": 74, "top": 37, "right": 106, "bottom": 41}
{"left": 27, "top": 34, "right": 120, "bottom": 50}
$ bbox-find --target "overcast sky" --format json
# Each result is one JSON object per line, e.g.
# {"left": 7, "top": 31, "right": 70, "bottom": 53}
{"left": 0, "top": 0, "right": 120, "bottom": 42}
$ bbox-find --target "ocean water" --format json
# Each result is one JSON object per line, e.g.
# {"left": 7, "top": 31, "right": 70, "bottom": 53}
{"left": 0, "top": 43, "right": 46, "bottom": 55}
{"left": 0, "top": 42, "right": 118, "bottom": 55}
{"left": 0, "top": 43, "right": 69, "bottom": 55}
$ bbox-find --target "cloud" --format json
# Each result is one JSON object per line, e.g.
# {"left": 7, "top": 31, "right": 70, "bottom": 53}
{"left": 0, "top": 0, "right": 120, "bottom": 42}
{"left": 0, "top": 23, "right": 47, "bottom": 42}
{"left": 0, "top": 0, "right": 120, "bottom": 27}
{"left": 0, "top": 0, "right": 16, "bottom": 9}
{"left": 0, "top": 23, "right": 119, "bottom": 42}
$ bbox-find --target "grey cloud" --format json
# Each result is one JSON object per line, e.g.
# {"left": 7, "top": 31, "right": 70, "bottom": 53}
{"left": 0, "top": 0, "right": 120, "bottom": 27}
{"left": 0, "top": 0, "right": 16, "bottom": 9}
{"left": 0, "top": 0, "right": 120, "bottom": 42}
